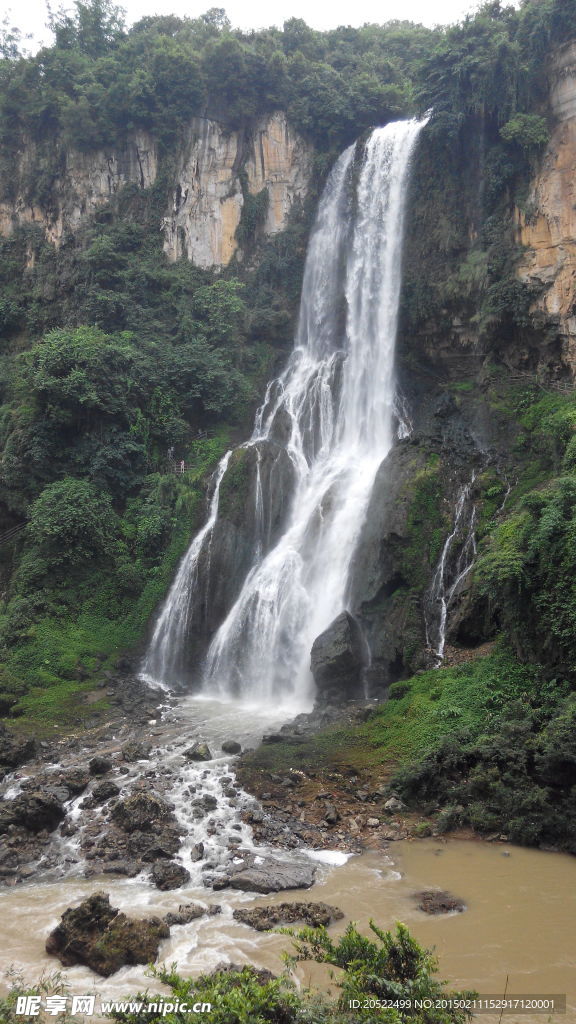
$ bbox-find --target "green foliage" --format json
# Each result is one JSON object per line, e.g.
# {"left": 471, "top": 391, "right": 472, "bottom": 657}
{"left": 105, "top": 924, "right": 474, "bottom": 1024}
{"left": 0, "top": 969, "right": 75, "bottom": 1024}
{"left": 28, "top": 477, "right": 117, "bottom": 565}
{"left": 393, "top": 693, "right": 576, "bottom": 850}
{"left": 500, "top": 113, "right": 548, "bottom": 150}
{"left": 286, "top": 921, "right": 474, "bottom": 1022}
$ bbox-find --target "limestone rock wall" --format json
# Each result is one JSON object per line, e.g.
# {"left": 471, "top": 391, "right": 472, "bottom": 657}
{"left": 0, "top": 132, "right": 157, "bottom": 246}
{"left": 162, "top": 112, "right": 313, "bottom": 267}
{"left": 516, "top": 42, "right": 576, "bottom": 366}
{"left": 0, "top": 111, "right": 312, "bottom": 268}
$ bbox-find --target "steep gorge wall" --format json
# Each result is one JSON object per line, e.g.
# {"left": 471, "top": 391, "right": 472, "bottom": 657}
{"left": 516, "top": 41, "right": 576, "bottom": 369}
{"left": 0, "top": 111, "right": 313, "bottom": 268}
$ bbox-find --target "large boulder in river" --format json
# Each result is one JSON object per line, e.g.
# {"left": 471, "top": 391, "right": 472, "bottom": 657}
{"left": 216, "top": 854, "right": 316, "bottom": 894}
{"left": 111, "top": 792, "right": 175, "bottom": 833}
{"left": 184, "top": 742, "right": 212, "bottom": 762}
{"left": 0, "top": 790, "right": 65, "bottom": 834}
{"left": 310, "top": 611, "right": 366, "bottom": 703}
{"left": 151, "top": 860, "right": 191, "bottom": 890}
{"left": 233, "top": 901, "right": 344, "bottom": 931}
{"left": 46, "top": 891, "right": 169, "bottom": 977}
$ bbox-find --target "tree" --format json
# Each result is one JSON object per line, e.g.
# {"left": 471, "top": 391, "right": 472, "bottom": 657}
{"left": 28, "top": 477, "right": 118, "bottom": 564}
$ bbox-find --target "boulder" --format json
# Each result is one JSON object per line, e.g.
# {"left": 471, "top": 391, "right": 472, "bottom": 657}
{"left": 233, "top": 901, "right": 343, "bottom": 931}
{"left": 89, "top": 756, "right": 113, "bottom": 776}
{"left": 384, "top": 796, "right": 405, "bottom": 814}
{"left": 184, "top": 742, "right": 212, "bottom": 762}
{"left": 221, "top": 740, "right": 242, "bottom": 755}
{"left": 122, "top": 741, "right": 151, "bottom": 762}
{"left": 92, "top": 779, "right": 120, "bottom": 804}
{"left": 0, "top": 791, "right": 65, "bottom": 834}
{"left": 310, "top": 611, "right": 366, "bottom": 702}
{"left": 164, "top": 903, "right": 221, "bottom": 927}
{"left": 111, "top": 792, "right": 174, "bottom": 833}
{"left": 190, "top": 842, "right": 204, "bottom": 862}
{"left": 46, "top": 892, "right": 169, "bottom": 977}
{"left": 415, "top": 890, "right": 466, "bottom": 914}
{"left": 0, "top": 725, "right": 37, "bottom": 769}
{"left": 59, "top": 768, "right": 90, "bottom": 795}
{"left": 222, "top": 854, "right": 316, "bottom": 894}
{"left": 151, "top": 861, "right": 191, "bottom": 891}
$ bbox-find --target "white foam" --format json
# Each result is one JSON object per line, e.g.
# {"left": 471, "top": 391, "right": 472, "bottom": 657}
{"left": 305, "top": 849, "right": 352, "bottom": 866}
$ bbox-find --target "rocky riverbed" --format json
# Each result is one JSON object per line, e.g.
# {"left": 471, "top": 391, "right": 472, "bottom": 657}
{"left": 0, "top": 668, "right": 437, "bottom": 893}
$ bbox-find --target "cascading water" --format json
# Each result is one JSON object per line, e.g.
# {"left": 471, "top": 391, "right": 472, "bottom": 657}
{"left": 425, "top": 474, "right": 477, "bottom": 662}
{"left": 143, "top": 117, "right": 428, "bottom": 707}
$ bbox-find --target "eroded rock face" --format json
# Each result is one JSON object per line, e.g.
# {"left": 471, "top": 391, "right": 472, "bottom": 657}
{"left": 0, "top": 113, "right": 311, "bottom": 270}
{"left": 45, "top": 891, "right": 169, "bottom": 977}
{"left": 163, "top": 112, "right": 312, "bottom": 267}
{"left": 516, "top": 42, "right": 576, "bottom": 369}
{"left": 0, "top": 133, "right": 157, "bottom": 246}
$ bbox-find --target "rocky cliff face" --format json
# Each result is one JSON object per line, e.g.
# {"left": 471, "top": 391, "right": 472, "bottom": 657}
{"left": 163, "top": 112, "right": 313, "bottom": 267}
{"left": 516, "top": 42, "right": 576, "bottom": 367}
{"left": 0, "top": 132, "right": 158, "bottom": 247}
{"left": 0, "top": 112, "right": 312, "bottom": 268}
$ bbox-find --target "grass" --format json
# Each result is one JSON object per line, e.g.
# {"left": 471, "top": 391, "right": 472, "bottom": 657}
{"left": 242, "top": 644, "right": 540, "bottom": 780}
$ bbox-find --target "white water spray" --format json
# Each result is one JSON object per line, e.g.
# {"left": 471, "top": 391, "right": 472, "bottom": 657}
{"left": 426, "top": 474, "right": 477, "bottom": 662}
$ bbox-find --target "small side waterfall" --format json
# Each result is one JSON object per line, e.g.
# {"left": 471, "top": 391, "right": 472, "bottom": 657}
{"left": 426, "top": 474, "right": 477, "bottom": 662}
{"left": 143, "top": 117, "right": 428, "bottom": 706}
{"left": 141, "top": 453, "right": 232, "bottom": 686}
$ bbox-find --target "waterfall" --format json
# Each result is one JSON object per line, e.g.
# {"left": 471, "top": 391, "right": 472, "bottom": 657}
{"left": 143, "top": 117, "right": 427, "bottom": 706}
{"left": 426, "top": 474, "right": 477, "bottom": 662}
{"left": 141, "top": 452, "right": 232, "bottom": 687}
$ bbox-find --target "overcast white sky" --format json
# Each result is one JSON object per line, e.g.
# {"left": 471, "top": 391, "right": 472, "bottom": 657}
{"left": 10, "top": 0, "right": 493, "bottom": 52}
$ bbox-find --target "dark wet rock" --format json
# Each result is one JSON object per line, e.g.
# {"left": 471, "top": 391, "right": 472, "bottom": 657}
{"left": 221, "top": 740, "right": 242, "bottom": 755}
{"left": 190, "top": 842, "right": 204, "bottom": 862}
{"left": 111, "top": 792, "right": 174, "bottom": 833}
{"left": 218, "top": 854, "right": 316, "bottom": 894}
{"left": 233, "top": 901, "right": 344, "bottom": 931}
{"left": 122, "top": 741, "right": 152, "bottom": 762}
{"left": 42, "top": 785, "right": 71, "bottom": 804}
{"left": 46, "top": 891, "right": 169, "bottom": 976}
{"left": 89, "top": 756, "right": 113, "bottom": 776}
{"left": 151, "top": 861, "right": 191, "bottom": 891}
{"left": 262, "top": 734, "right": 284, "bottom": 744}
{"left": 137, "top": 831, "right": 182, "bottom": 861}
{"left": 92, "top": 779, "right": 120, "bottom": 804}
{"left": 59, "top": 768, "right": 90, "bottom": 794}
{"left": 185, "top": 742, "right": 212, "bottom": 762}
{"left": 311, "top": 611, "right": 367, "bottom": 703}
{"left": 324, "top": 804, "right": 340, "bottom": 825}
{"left": 0, "top": 791, "right": 65, "bottom": 834}
{"left": 165, "top": 903, "right": 221, "bottom": 926}
{"left": 415, "top": 890, "right": 465, "bottom": 914}
{"left": 0, "top": 725, "right": 37, "bottom": 770}
{"left": 102, "top": 861, "right": 141, "bottom": 877}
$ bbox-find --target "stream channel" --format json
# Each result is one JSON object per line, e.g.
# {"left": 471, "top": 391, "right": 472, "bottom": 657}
{"left": 1, "top": 696, "right": 575, "bottom": 1022}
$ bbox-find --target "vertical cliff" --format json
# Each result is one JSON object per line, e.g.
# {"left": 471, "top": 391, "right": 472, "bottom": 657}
{"left": 516, "top": 42, "right": 576, "bottom": 369}
{"left": 0, "top": 112, "right": 313, "bottom": 268}
{"left": 162, "top": 112, "right": 313, "bottom": 267}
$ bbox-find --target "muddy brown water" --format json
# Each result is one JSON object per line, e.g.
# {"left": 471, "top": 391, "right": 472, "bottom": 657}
{"left": 1, "top": 838, "right": 574, "bottom": 1022}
